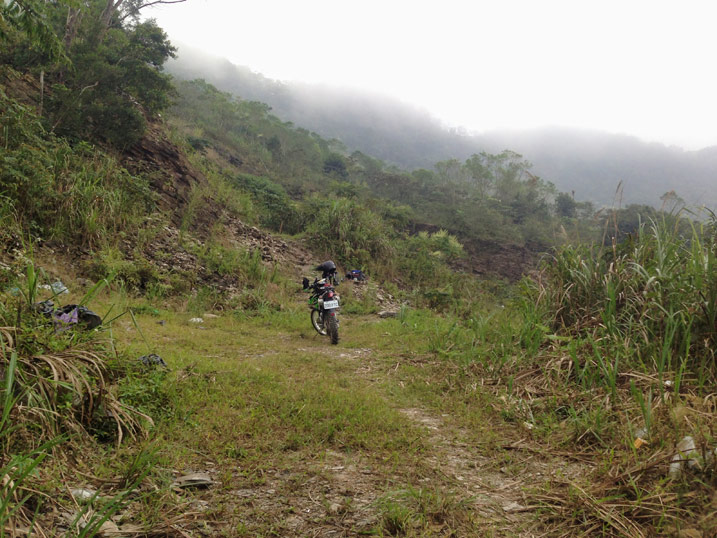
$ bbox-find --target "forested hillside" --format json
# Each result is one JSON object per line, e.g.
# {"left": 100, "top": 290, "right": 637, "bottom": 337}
{"left": 167, "top": 44, "right": 717, "bottom": 210}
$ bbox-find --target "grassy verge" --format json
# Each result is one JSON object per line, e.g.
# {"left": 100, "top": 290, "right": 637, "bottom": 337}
{"left": 3, "top": 215, "right": 715, "bottom": 536}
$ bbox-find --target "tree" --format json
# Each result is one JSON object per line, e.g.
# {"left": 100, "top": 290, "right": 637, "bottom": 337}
{"left": 48, "top": 17, "right": 176, "bottom": 147}
{"left": 434, "top": 158, "right": 466, "bottom": 184}
{"left": 1, "top": 0, "right": 68, "bottom": 62}
{"left": 556, "top": 192, "right": 577, "bottom": 218}
{"left": 64, "top": 0, "right": 187, "bottom": 47}
{"left": 323, "top": 153, "right": 348, "bottom": 178}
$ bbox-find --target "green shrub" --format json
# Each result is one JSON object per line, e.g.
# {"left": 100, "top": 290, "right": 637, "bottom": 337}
{"left": 87, "top": 247, "right": 160, "bottom": 291}
{"left": 302, "top": 197, "right": 395, "bottom": 270}
{"left": 230, "top": 174, "right": 302, "bottom": 233}
{"left": 0, "top": 91, "right": 154, "bottom": 247}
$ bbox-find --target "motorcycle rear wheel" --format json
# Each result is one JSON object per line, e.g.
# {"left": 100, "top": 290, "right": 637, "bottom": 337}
{"left": 311, "top": 309, "right": 328, "bottom": 335}
{"left": 327, "top": 314, "right": 339, "bottom": 345}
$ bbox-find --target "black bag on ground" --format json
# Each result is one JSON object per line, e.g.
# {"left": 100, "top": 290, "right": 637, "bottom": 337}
{"left": 55, "top": 304, "right": 103, "bottom": 329}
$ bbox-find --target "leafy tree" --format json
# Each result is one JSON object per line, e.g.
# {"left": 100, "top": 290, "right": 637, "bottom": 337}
{"left": 434, "top": 158, "right": 466, "bottom": 184}
{"left": 63, "top": 0, "right": 187, "bottom": 46}
{"left": 47, "top": 17, "right": 176, "bottom": 147}
{"left": 556, "top": 192, "right": 577, "bottom": 218}
{"left": 323, "top": 153, "right": 348, "bottom": 178}
{"left": 0, "top": 0, "right": 67, "bottom": 62}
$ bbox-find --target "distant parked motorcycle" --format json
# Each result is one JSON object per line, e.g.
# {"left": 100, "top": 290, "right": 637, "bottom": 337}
{"left": 303, "top": 261, "right": 340, "bottom": 345}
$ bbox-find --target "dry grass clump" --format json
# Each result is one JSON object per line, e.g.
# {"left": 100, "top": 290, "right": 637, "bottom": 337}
{"left": 481, "top": 329, "right": 717, "bottom": 535}
{"left": 0, "top": 300, "right": 161, "bottom": 535}
{"left": 1, "top": 329, "right": 152, "bottom": 450}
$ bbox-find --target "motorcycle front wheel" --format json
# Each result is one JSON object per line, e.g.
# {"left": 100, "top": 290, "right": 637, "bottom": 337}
{"left": 310, "top": 309, "right": 328, "bottom": 335}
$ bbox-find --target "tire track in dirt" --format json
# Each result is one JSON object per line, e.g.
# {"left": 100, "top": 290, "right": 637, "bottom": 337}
{"left": 341, "top": 343, "right": 590, "bottom": 537}
{"left": 397, "top": 407, "right": 534, "bottom": 529}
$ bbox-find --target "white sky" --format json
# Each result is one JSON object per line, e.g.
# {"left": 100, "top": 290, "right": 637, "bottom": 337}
{"left": 148, "top": 0, "right": 717, "bottom": 150}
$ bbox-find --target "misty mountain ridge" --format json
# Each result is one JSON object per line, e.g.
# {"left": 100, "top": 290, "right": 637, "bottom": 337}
{"left": 165, "top": 44, "right": 717, "bottom": 210}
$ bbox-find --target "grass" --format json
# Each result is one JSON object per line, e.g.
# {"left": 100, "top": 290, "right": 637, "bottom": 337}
{"left": 99, "top": 292, "right": 529, "bottom": 535}
{"left": 1, "top": 217, "right": 715, "bottom": 535}
{"left": 0, "top": 262, "right": 182, "bottom": 535}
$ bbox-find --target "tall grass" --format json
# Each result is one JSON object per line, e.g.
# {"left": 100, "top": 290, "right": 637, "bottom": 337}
{"left": 0, "top": 261, "right": 169, "bottom": 533}
{"left": 0, "top": 344, "right": 64, "bottom": 535}
{"left": 528, "top": 217, "right": 716, "bottom": 391}
{"left": 0, "top": 90, "right": 154, "bottom": 248}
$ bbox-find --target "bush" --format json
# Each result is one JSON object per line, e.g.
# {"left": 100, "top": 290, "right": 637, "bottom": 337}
{"left": 302, "top": 197, "right": 395, "bottom": 270}
{"left": 230, "top": 174, "right": 302, "bottom": 233}
{"left": 528, "top": 217, "right": 717, "bottom": 386}
{"left": 0, "top": 91, "right": 154, "bottom": 247}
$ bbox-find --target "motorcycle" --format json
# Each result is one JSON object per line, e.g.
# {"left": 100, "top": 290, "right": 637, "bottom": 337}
{"left": 303, "top": 261, "right": 340, "bottom": 345}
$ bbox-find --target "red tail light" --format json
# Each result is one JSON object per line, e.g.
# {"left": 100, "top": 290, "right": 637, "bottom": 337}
{"left": 327, "top": 291, "right": 334, "bottom": 298}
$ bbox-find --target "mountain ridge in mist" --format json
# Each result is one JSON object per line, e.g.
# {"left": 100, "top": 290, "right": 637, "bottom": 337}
{"left": 165, "top": 44, "right": 717, "bottom": 209}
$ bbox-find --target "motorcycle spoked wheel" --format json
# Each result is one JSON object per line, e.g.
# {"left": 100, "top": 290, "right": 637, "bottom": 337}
{"left": 310, "top": 309, "right": 328, "bottom": 335}
{"left": 326, "top": 313, "right": 339, "bottom": 345}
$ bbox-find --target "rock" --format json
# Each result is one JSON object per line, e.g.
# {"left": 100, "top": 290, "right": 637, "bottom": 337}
{"left": 188, "top": 317, "right": 204, "bottom": 324}
{"left": 171, "top": 472, "right": 214, "bottom": 489}
{"left": 669, "top": 436, "right": 699, "bottom": 479}
{"left": 97, "top": 520, "right": 122, "bottom": 537}
{"left": 378, "top": 310, "right": 398, "bottom": 318}
{"left": 328, "top": 502, "right": 342, "bottom": 514}
{"left": 502, "top": 501, "right": 525, "bottom": 513}
{"left": 51, "top": 281, "right": 69, "bottom": 295}
{"left": 71, "top": 488, "right": 98, "bottom": 504}
{"left": 191, "top": 499, "right": 210, "bottom": 512}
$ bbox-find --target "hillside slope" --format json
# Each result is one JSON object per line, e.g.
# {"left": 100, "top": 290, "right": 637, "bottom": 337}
{"left": 166, "top": 45, "right": 717, "bottom": 209}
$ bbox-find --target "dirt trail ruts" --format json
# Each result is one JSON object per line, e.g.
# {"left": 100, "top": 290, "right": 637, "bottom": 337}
{"left": 398, "top": 407, "right": 535, "bottom": 530}
{"left": 343, "top": 345, "right": 590, "bottom": 537}
{"left": 204, "top": 340, "right": 588, "bottom": 536}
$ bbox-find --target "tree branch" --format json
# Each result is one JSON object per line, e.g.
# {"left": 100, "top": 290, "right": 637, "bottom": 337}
{"left": 119, "top": 0, "right": 187, "bottom": 21}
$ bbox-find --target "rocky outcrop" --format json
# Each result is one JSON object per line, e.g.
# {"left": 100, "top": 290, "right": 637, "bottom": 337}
{"left": 123, "top": 122, "right": 210, "bottom": 223}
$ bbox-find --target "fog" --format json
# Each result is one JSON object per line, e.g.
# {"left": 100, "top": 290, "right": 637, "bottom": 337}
{"left": 149, "top": 0, "right": 717, "bottom": 151}
{"left": 166, "top": 44, "right": 717, "bottom": 210}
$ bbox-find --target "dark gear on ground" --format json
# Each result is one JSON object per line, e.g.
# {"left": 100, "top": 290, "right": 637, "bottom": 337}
{"left": 34, "top": 301, "right": 102, "bottom": 330}
{"left": 139, "top": 353, "right": 168, "bottom": 369}
{"left": 56, "top": 304, "right": 102, "bottom": 329}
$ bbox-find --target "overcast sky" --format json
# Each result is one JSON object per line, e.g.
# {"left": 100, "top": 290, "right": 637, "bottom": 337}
{"left": 148, "top": 0, "right": 717, "bottom": 150}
